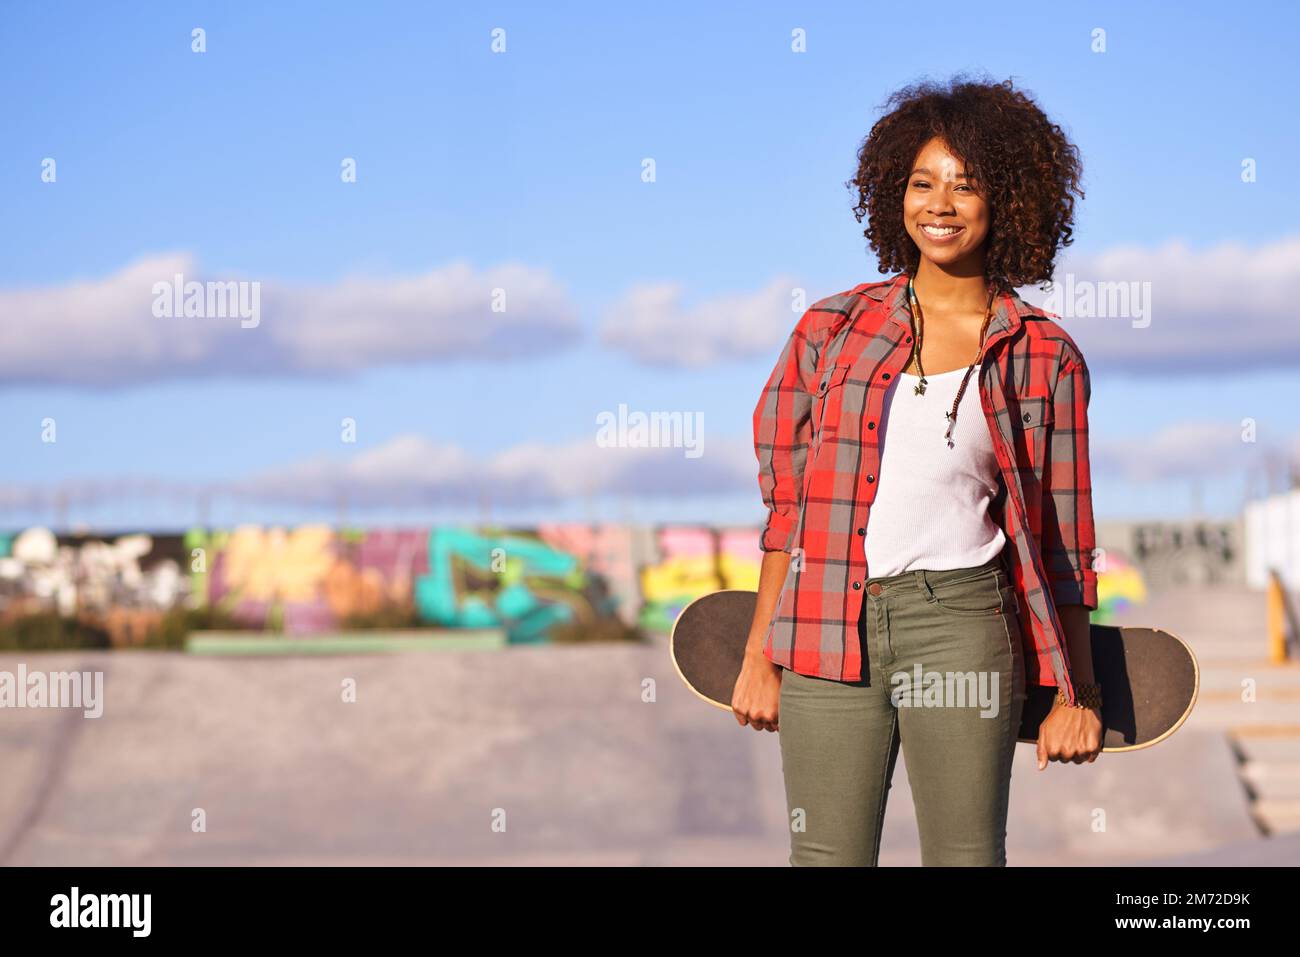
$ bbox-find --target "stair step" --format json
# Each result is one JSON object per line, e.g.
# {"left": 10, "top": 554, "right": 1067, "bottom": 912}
{"left": 1251, "top": 799, "right": 1300, "bottom": 834}
{"left": 1240, "top": 762, "right": 1300, "bottom": 798}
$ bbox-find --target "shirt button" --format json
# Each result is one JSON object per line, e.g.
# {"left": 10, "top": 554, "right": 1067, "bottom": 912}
{"left": 866, "top": 474, "right": 875, "bottom": 482}
{"left": 852, "top": 581, "right": 862, "bottom": 590}
{"left": 881, "top": 372, "right": 891, "bottom": 380}
{"left": 857, "top": 527, "right": 865, "bottom": 535}
{"left": 905, "top": 335, "right": 913, "bottom": 342}
{"left": 867, "top": 421, "right": 875, "bottom": 430}
{"left": 1023, "top": 412, "right": 1031, "bottom": 422}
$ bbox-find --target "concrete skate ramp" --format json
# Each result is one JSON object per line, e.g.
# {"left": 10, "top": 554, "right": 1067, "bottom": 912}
{"left": 0, "top": 620, "right": 1270, "bottom": 866}
{"left": 1131, "top": 831, "right": 1300, "bottom": 865}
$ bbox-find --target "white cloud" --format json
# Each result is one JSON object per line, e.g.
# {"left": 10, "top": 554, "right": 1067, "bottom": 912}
{"left": 1091, "top": 420, "right": 1261, "bottom": 482}
{"left": 229, "top": 432, "right": 758, "bottom": 507}
{"left": 0, "top": 432, "right": 758, "bottom": 513}
{"left": 599, "top": 237, "right": 1300, "bottom": 373}
{"left": 1, "top": 423, "right": 1295, "bottom": 515}
{"left": 0, "top": 254, "right": 581, "bottom": 387}
{"left": 600, "top": 274, "right": 805, "bottom": 366}
{"left": 15, "top": 237, "right": 1294, "bottom": 387}
{"left": 297, "top": 424, "right": 1271, "bottom": 511}
{"left": 1023, "top": 236, "right": 1300, "bottom": 373}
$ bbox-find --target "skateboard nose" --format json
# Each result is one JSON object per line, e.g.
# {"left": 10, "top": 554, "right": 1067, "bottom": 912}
{"left": 867, "top": 582, "right": 882, "bottom": 596}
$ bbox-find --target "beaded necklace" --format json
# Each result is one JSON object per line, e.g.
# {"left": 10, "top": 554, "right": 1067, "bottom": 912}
{"left": 905, "top": 274, "right": 998, "bottom": 448}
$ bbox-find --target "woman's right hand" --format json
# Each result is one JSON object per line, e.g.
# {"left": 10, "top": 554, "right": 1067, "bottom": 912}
{"left": 733, "top": 548, "right": 794, "bottom": 732}
{"left": 732, "top": 650, "right": 783, "bottom": 732}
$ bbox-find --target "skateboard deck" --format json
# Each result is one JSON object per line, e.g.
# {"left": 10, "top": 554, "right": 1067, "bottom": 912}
{"left": 669, "top": 589, "right": 1198, "bottom": 752}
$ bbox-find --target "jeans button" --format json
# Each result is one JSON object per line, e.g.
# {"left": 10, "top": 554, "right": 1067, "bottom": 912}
{"left": 868, "top": 582, "right": 882, "bottom": 596}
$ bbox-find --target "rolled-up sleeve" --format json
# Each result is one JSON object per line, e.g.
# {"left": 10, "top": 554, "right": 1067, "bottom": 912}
{"left": 753, "top": 310, "right": 821, "bottom": 552}
{"left": 1041, "top": 348, "right": 1099, "bottom": 609}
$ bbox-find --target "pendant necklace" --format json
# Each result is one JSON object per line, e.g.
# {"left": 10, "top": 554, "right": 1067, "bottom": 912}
{"left": 905, "top": 275, "right": 998, "bottom": 448}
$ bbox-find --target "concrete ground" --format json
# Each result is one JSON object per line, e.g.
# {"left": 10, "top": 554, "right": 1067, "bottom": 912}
{"left": 0, "top": 583, "right": 1296, "bottom": 866}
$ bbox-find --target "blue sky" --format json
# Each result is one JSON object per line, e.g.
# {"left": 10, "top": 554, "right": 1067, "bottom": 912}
{"left": 2, "top": 1, "right": 1298, "bottom": 531}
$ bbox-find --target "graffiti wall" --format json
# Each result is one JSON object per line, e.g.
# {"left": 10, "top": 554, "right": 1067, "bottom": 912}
{"left": 0, "top": 524, "right": 661, "bottom": 644}
{"left": 0, "top": 523, "right": 1150, "bottom": 645}
{"left": 637, "top": 527, "right": 762, "bottom": 632}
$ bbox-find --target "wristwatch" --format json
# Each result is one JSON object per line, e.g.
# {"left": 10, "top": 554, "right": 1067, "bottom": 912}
{"left": 1056, "top": 682, "right": 1102, "bottom": 710}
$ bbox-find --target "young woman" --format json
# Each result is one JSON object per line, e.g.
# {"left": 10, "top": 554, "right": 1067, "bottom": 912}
{"left": 734, "top": 76, "right": 1103, "bottom": 866}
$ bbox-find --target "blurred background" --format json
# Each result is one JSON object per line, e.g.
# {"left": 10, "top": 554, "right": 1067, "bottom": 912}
{"left": 1, "top": 1, "right": 1299, "bottom": 865}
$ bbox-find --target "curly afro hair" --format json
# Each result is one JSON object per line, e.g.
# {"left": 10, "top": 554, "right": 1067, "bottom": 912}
{"left": 846, "top": 74, "right": 1084, "bottom": 290}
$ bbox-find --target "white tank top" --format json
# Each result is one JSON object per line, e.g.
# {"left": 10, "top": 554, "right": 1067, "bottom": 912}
{"left": 862, "top": 366, "right": 1007, "bottom": 576}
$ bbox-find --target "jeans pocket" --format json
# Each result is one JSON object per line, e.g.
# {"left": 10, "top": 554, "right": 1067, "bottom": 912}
{"left": 928, "top": 569, "right": 1006, "bottom": 617}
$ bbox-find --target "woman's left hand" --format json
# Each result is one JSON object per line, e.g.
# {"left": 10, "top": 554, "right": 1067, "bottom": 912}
{"left": 1035, "top": 701, "right": 1102, "bottom": 769}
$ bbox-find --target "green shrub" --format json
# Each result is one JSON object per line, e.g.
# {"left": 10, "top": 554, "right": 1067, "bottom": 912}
{"left": 0, "top": 613, "right": 111, "bottom": 651}
{"left": 338, "top": 604, "right": 423, "bottom": 630}
{"left": 547, "top": 618, "right": 646, "bottom": 644}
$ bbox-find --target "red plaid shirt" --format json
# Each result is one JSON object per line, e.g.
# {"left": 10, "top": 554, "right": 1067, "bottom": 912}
{"left": 753, "top": 271, "right": 1098, "bottom": 706}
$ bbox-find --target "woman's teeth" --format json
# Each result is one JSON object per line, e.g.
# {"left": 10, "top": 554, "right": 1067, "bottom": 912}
{"left": 921, "top": 224, "right": 963, "bottom": 237}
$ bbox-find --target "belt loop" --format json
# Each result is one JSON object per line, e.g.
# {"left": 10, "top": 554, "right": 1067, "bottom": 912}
{"left": 916, "top": 568, "right": 934, "bottom": 599}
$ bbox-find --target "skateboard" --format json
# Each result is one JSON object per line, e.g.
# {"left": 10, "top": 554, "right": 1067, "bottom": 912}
{"left": 669, "top": 589, "right": 1199, "bottom": 752}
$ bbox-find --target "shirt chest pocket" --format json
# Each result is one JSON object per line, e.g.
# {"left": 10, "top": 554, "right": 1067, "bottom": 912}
{"left": 812, "top": 364, "right": 852, "bottom": 440}
{"left": 1012, "top": 390, "right": 1055, "bottom": 480}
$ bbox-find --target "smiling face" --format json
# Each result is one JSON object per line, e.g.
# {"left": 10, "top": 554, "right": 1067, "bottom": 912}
{"left": 903, "top": 137, "right": 990, "bottom": 270}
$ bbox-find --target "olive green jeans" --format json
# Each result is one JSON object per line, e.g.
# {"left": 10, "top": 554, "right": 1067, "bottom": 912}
{"left": 777, "top": 553, "right": 1026, "bottom": 866}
